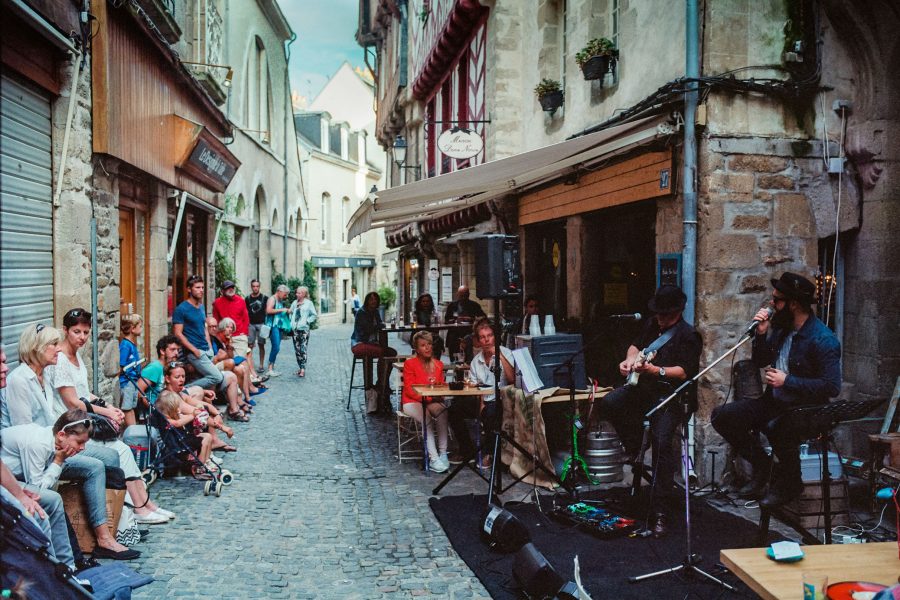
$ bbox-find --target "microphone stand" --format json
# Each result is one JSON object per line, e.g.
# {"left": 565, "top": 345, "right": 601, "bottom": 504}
{"left": 628, "top": 330, "right": 755, "bottom": 589}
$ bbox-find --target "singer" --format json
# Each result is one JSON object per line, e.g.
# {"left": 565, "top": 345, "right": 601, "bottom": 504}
{"left": 712, "top": 272, "right": 842, "bottom": 508}
{"left": 592, "top": 285, "right": 702, "bottom": 537}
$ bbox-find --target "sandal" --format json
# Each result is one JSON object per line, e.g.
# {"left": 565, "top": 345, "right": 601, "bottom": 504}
{"left": 227, "top": 410, "right": 249, "bottom": 422}
{"left": 191, "top": 465, "right": 213, "bottom": 480}
{"left": 216, "top": 444, "right": 238, "bottom": 453}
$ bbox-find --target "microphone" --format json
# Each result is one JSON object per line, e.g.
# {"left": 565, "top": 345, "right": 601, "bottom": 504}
{"left": 122, "top": 357, "right": 145, "bottom": 372}
{"left": 608, "top": 313, "right": 642, "bottom": 320}
{"left": 744, "top": 307, "right": 774, "bottom": 335}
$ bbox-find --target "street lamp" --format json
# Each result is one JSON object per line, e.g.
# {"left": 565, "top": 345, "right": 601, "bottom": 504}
{"left": 393, "top": 135, "right": 421, "bottom": 179}
{"left": 180, "top": 60, "right": 234, "bottom": 88}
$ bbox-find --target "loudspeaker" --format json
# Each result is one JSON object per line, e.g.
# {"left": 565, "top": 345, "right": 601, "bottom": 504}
{"left": 481, "top": 504, "right": 531, "bottom": 553}
{"left": 474, "top": 235, "right": 521, "bottom": 299}
{"left": 512, "top": 542, "right": 564, "bottom": 599}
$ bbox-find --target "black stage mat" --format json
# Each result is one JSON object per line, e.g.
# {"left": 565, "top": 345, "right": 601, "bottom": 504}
{"left": 430, "top": 488, "right": 771, "bottom": 599}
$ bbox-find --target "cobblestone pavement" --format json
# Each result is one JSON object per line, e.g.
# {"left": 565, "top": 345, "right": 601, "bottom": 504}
{"left": 132, "top": 325, "right": 494, "bottom": 599}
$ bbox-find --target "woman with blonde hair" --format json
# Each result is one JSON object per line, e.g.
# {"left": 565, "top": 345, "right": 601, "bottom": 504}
{"left": 401, "top": 330, "right": 450, "bottom": 472}
{"left": 3, "top": 323, "right": 63, "bottom": 428}
{"left": 289, "top": 286, "right": 317, "bottom": 378}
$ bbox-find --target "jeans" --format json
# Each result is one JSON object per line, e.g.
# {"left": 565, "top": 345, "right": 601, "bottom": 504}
{"left": 1, "top": 486, "right": 75, "bottom": 569}
{"left": 448, "top": 398, "right": 497, "bottom": 458}
{"left": 268, "top": 327, "right": 282, "bottom": 367}
{"left": 61, "top": 455, "right": 108, "bottom": 528}
{"left": 186, "top": 351, "right": 226, "bottom": 391}
{"left": 598, "top": 385, "right": 683, "bottom": 501}
{"left": 292, "top": 330, "right": 310, "bottom": 370}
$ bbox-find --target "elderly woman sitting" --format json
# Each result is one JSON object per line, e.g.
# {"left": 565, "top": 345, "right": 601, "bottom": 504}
{"left": 208, "top": 317, "right": 264, "bottom": 410}
{"left": 401, "top": 331, "right": 450, "bottom": 473}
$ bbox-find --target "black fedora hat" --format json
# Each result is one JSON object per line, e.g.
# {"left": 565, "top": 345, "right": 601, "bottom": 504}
{"left": 648, "top": 284, "right": 687, "bottom": 314}
{"left": 771, "top": 272, "right": 816, "bottom": 304}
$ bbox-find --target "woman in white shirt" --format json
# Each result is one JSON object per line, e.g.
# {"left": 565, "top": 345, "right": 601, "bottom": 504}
{"left": 50, "top": 308, "right": 175, "bottom": 524}
{"left": 3, "top": 323, "right": 64, "bottom": 429}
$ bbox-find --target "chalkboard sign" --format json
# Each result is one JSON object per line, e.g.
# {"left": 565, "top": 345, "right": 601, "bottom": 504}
{"left": 657, "top": 253, "right": 682, "bottom": 288}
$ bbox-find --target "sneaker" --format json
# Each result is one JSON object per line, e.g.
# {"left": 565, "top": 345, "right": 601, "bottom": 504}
{"left": 267, "top": 369, "right": 281, "bottom": 378}
{"left": 134, "top": 510, "right": 169, "bottom": 525}
{"left": 430, "top": 456, "right": 449, "bottom": 473}
{"left": 153, "top": 507, "right": 176, "bottom": 520}
{"left": 448, "top": 452, "right": 468, "bottom": 465}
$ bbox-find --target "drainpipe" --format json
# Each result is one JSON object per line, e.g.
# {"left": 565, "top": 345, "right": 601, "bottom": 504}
{"left": 683, "top": 0, "right": 700, "bottom": 480}
{"left": 682, "top": 0, "right": 699, "bottom": 325}
{"left": 283, "top": 32, "right": 297, "bottom": 274}
{"left": 90, "top": 218, "right": 99, "bottom": 392}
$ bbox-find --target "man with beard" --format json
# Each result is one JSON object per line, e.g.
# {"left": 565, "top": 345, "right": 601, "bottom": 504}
{"left": 712, "top": 272, "right": 841, "bottom": 508}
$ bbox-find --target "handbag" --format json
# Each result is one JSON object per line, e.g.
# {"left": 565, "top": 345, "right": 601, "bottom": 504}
{"left": 86, "top": 398, "right": 120, "bottom": 441}
{"left": 259, "top": 324, "right": 271, "bottom": 340}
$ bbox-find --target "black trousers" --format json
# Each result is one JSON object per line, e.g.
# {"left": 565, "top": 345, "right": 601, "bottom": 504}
{"left": 711, "top": 391, "right": 818, "bottom": 487}
{"left": 448, "top": 397, "right": 498, "bottom": 458}
{"left": 598, "top": 385, "right": 683, "bottom": 501}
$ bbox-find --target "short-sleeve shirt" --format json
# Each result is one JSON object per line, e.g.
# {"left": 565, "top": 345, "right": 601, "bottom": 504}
{"left": 173, "top": 300, "right": 209, "bottom": 351}
{"left": 245, "top": 293, "right": 268, "bottom": 325}
{"left": 140, "top": 361, "right": 164, "bottom": 404}
{"left": 470, "top": 345, "right": 516, "bottom": 402}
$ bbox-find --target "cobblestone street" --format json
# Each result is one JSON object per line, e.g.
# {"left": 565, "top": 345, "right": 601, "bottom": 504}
{"left": 132, "top": 324, "right": 492, "bottom": 599}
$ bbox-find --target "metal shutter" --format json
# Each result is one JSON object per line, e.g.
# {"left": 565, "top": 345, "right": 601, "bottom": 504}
{"left": 1, "top": 73, "right": 54, "bottom": 367}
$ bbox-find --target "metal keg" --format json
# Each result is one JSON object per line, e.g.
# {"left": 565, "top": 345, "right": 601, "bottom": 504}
{"left": 584, "top": 430, "right": 625, "bottom": 483}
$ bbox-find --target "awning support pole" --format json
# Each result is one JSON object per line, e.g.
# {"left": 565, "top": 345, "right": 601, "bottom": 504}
{"left": 167, "top": 192, "right": 187, "bottom": 263}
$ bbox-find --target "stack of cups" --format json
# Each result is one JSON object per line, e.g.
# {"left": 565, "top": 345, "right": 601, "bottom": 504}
{"left": 528, "top": 314, "right": 542, "bottom": 337}
{"left": 544, "top": 315, "right": 556, "bottom": 335}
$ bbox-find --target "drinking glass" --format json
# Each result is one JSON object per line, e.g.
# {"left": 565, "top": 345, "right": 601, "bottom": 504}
{"left": 802, "top": 573, "right": 828, "bottom": 600}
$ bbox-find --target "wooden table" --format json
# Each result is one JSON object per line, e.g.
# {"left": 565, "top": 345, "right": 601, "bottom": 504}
{"left": 720, "top": 542, "right": 899, "bottom": 600}
{"left": 410, "top": 385, "right": 494, "bottom": 473}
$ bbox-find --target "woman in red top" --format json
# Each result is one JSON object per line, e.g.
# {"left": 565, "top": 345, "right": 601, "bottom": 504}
{"left": 402, "top": 331, "right": 449, "bottom": 472}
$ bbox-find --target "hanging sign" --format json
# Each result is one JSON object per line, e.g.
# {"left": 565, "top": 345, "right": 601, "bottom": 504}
{"left": 437, "top": 127, "right": 484, "bottom": 160}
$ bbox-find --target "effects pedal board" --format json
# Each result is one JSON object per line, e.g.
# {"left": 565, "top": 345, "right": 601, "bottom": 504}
{"left": 550, "top": 502, "right": 637, "bottom": 538}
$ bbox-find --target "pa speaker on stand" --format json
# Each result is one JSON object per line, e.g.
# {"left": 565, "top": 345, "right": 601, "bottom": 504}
{"left": 473, "top": 234, "right": 521, "bottom": 299}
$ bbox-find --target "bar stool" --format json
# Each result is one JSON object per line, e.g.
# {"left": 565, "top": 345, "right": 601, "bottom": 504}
{"left": 346, "top": 354, "right": 373, "bottom": 410}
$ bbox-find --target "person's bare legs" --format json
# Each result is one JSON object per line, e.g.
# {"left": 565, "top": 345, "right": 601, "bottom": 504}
{"left": 127, "top": 479, "right": 162, "bottom": 516}
{"left": 223, "top": 371, "right": 242, "bottom": 415}
{"left": 123, "top": 409, "right": 136, "bottom": 428}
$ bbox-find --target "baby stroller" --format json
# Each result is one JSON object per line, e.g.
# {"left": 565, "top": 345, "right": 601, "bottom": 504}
{"left": 145, "top": 406, "right": 234, "bottom": 497}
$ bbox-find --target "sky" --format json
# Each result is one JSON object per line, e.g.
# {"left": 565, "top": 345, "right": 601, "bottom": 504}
{"left": 281, "top": 0, "right": 367, "bottom": 107}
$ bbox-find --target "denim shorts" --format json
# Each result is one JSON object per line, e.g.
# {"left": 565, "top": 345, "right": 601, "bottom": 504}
{"left": 121, "top": 384, "right": 139, "bottom": 410}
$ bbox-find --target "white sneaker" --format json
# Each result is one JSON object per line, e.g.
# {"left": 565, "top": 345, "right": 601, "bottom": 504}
{"left": 134, "top": 510, "right": 169, "bottom": 524}
{"left": 430, "top": 456, "right": 449, "bottom": 473}
{"left": 153, "top": 507, "right": 175, "bottom": 520}
{"left": 268, "top": 369, "right": 281, "bottom": 378}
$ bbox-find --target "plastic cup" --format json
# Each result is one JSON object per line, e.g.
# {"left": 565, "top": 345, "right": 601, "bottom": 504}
{"left": 802, "top": 573, "right": 827, "bottom": 600}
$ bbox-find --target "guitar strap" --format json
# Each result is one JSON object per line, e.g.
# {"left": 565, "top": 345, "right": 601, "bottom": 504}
{"left": 643, "top": 327, "right": 676, "bottom": 356}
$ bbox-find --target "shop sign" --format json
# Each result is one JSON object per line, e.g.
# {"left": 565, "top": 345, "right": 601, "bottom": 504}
{"left": 179, "top": 130, "right": 240, "bottom": 192}
{"left": 437, "top": 128, "right": 483, "bottom": 160}
{"left": 311, "top": 256, "right": 376, "bottom": 268}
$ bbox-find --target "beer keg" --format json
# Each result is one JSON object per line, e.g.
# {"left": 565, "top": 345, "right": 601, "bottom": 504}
{"left": 584, "top": 430, "right": 624, "bottom": 483}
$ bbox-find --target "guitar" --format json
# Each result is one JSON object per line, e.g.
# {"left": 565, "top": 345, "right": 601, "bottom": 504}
{"left": 625, "top": 350, "right": 656, "bottom": 387}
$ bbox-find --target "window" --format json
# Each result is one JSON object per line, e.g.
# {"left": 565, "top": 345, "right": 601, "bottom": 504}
{"left": 320, "top": 269, "right": 336, "bottom": 314}
{"left": 245, "top": 37, "right": 271, "bottom": 143}
{"left": 329, "top": 125, "right": 341, "bottom": 157}
{"left": 320, "top": 193, "right": 329, "bottom": 243}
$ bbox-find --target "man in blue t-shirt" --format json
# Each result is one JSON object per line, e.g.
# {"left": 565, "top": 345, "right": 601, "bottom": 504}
{"left": 173, "top": 275, "right": 225, "bottom": 391}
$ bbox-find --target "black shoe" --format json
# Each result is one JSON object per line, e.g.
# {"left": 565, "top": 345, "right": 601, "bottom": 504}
{"left": 736, "top": 473, "right": 770, "bottom": 499}
{"left": 760, "top": 479, "right": 803, "bottom": 509}
{"left": 651, "top": 513, "right": 668, "bottom": 538}
{"left": 92, "top": 546, "right": 141, "bottom": 560}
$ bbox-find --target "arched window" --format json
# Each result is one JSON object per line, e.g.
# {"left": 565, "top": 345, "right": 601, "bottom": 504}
{"left": 320, "top": 193, "right": 330, "bottom": 243}
{"left": 245, "top": 36, "right": 271, "bottom": 144}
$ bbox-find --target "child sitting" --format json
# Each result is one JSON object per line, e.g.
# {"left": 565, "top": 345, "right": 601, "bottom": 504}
{"left": 155, "top": 391, "right": 217, "bottom": 479}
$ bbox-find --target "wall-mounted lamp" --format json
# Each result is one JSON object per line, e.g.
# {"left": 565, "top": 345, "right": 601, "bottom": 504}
{"left": 393, "top": 135, "right": 421, "bottom": 179}
{"left": 180, "top": 60, "right": 234, "bottom": 88}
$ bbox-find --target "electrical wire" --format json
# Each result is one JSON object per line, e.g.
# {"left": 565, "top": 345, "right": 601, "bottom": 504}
{"left": 825, "top": 107, "right": 847, "bottom": 326}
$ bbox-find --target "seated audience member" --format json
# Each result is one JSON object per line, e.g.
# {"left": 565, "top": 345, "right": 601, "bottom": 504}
{"left": 163, "top": 361, "right": 236, "bottom": 450}
{"left": 401, "top": 331, "right": 449, "bottom": 473}
{"left": 448, "top": 318, "right": 515, "bottom": 465}
{"left": 50, "top": 308, "right": 174, "bottom": 525}
{"left": 118, "top": 313, "right": 143, "bottom": 427}
{"left": 208, "top": 316, "right": 263, "bottom": 409}
{"left": 155, "top": 391, "right": 216, "bottom": 479}
{"left": 0, "top": 409, "right": 140, "bottom": 560}
{"left": 0, "top": 350, "right": 77, "bottom": 573}
{"left": 137, "top": 335, "right": 184, "bottom": 406}
{"left": 351, "top": 291, "right": 397, "bottom": 406}
{"left": 444, "top": 285, "right": 486, "bottom": 359}
{"left": 414, "top": 293, "right": 445, "bottom": 360}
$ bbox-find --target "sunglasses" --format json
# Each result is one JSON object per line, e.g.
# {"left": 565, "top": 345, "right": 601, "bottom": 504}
{"left": 167, "top": 361, "right": 184, "bottom": 369}
{"left": 61, "top": 418, "right": 92, "bottom": 432}
{"left": 186, "top": 275, "right": 203, "bottom": 286}
{"left": 65, "top": 309, "right": 91, "bottom": 319}
{"left": 35, "top": 323, "right": 46, "bottom": 333}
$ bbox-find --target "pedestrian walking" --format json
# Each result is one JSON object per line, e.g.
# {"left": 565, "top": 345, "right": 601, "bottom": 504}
{"left": 264, "top": 285, "right": 291, "bottom": 377}
{"left": 289, "top": 286, "right": 317, "bottom": 378}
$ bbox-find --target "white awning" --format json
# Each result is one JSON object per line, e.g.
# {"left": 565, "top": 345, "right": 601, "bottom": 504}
{"left": 347, "top": 115, "right": 672, "bottom": 240}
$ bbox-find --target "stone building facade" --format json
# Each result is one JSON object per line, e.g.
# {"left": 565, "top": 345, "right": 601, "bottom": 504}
{"left": 359, "top": 0, "right": 899, "bottom": 479}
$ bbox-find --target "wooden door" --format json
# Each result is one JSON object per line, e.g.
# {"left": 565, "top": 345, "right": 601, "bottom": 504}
{"left": 119, "top": 207, "right": 136, "bottom": 315}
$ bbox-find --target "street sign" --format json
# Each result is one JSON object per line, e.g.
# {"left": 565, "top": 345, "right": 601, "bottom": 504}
{"left": 437, "top": 127, "right": 483, "bottom": 160}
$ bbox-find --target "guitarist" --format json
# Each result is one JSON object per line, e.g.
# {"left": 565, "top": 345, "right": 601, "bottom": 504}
{"left": 594, "top": 285, "right": 702, "bottom": 538}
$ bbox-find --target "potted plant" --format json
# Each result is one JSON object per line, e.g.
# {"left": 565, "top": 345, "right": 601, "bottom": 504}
{"left": 575, "top": 37, "right": 619, "bottom": 83}
{"left": 534, "top": 79, "right": 564, "bottom": 114}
